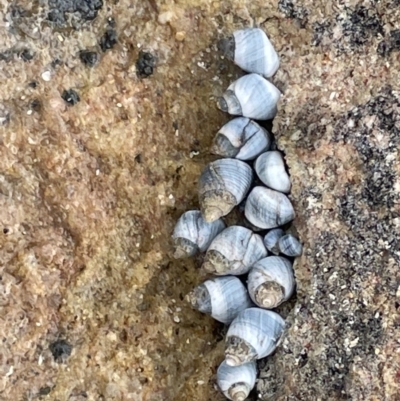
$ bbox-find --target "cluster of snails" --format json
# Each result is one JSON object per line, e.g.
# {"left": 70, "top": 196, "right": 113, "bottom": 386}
{"left": 172, "top": 28, "right": 302, "bottom": 401}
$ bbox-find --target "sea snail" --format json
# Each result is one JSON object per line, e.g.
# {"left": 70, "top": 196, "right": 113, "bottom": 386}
{"left": 186, "top": 276, "right": 253, "bottom": 324}
{"left": 263, "top": 228, "right": 284, "bottom": 255}
{"left": 202, "top": 225, "right": 267, "bottom": 275}
{"left": 217, "top": 360, "right": 257, "bottom": 401}
{"left": 198, "top": 158, "right": 253, "bottom": 222}
{"left": 254, "top": 150, "right": 291, "bottom": 194}
{"left": 211, "top": 117, "right": 272, "bottom": 161}
{"left": 279, "top": 234, "right": 303, "bottom": 257}
{"left": 247, "top": 256, "right": 295, "bottom": 309}
{"left": 245, "top": 186, "right": 295, "bottom": 229}
{"left": 225, "top": 308, "right": 285, "bottom": 366}
{"left": 172, "top": 210, "right": 225, "bottom": 258}
{"left": 218, "top": 27, "right": 279, "bottom": 78}
{"left": 217, "top": 73, "right": 281, "bottom": 120}
{"left": 263, "top": 230, "right": 302, "bottom": 257}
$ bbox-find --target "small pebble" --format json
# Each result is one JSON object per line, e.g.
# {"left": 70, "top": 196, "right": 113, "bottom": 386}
{"left": 41, "top": 71, "right": 52, "bottom": 81}
{"left": 61, "top": 89, "right": 80, "bottom": 106}
{"left": 136, "top": 51, "right": 156, "bottom": 78}
{"left": 100, "top": 29, "right": 118, "bottom": 52}
{"left": 79, "top": 50, "right": 99, "bottom": 67}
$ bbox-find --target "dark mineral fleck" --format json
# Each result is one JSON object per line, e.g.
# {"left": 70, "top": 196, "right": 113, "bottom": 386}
{"left": 136, "top": 51, "right": 156, "bottom": 78}
{"left": 99, "top": 29, "right": 118, "bottom": 52}
{"left": 19, "top": 48, "right": 34, "bottom": 62}
{"left": 49, "top": 339, "right": 72, "bottom": 362}
{"left": 278, "top": 0, "right": 309, "bottom": 22}
{"left": 79, "top": 50, "right": 99, "bottom": 67}
{"left": 47, "top": 0, "right": 103, "bottom": 26}
{"left": 28, "top": 81, "right": 38, "bottom": 88}
{"left": 38, "top": 386, "right": 52, "bottom": 396}
{"left": 62, "top": 89, "right": 81, "bottom": 106}
{"left": 30, "top": 99, "right": 42, "bottom": 112}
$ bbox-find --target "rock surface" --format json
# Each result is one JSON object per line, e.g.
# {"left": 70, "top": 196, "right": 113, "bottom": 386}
{"left": 0, "top": 0, "right": 399, "bottom": 400}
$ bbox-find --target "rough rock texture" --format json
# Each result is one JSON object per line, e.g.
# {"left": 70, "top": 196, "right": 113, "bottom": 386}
{"left": 0, "top": 0, "right": 399, "bottom": 400}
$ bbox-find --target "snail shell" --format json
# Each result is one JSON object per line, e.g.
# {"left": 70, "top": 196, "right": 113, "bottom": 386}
{"left": 203, "top": 226, "right": 267, "bottom": 276}
{"left": 172, "top": 210, "right": 225, "bottom": 258}
{"left": 254, "top": 151, "right": 291, "bottom": 193}
{"left": 218, "top": 27, "right": 279, "bottom": 78}
{"left": 279, "top": 234, "right": 303, "bottom": 257}
{"left": 217, "top": 73, "right": 281, "bottom": 120}
{"left": 198, "top": 159, "right": 253, "bottom": 222}
{"left": 211, "top": 117, "right": 272, "bottom": 161}
{"left": 186, "top": 276, "right": 253, "bottom": 324}
{"left": 247, "top": 256, "right": 295, "bottom": 309}
{"left": 225, "top": 308, "right": 285, "bottom": 366}
{"left": 217, "top": 360, "right": 257, "bottom": 401}
{"left": 263, "top": 228, "right": 284, "bottom": 256}
{"left": 245, "top": 186, "right": 295, "bottom": 229}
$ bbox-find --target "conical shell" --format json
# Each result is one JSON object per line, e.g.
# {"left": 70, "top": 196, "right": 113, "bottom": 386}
{"left": 217, "top": 74, "right": 281, "bottom": 120}
{"left": 172, "top": 210, "right": 225, "bottom": 258}
{"left": 186, "top": 276, "right": 253, "bottom": 324}
{"left": 218, "top": 28, "right": 279, "bottom": 78}
{"left": 279, "top": 234, "right": 303, "bottom": 257}
{"left": 202, "top": 226, "right": 267, "bottom": 275}
{"left": 264, "top": 228, "right": 284, "bottom": 255}
{"left": 225, "top": 308, "right": 285, "bottom": 366}
{"left": 247, "top": 256, "right": 295, "bottom": 309}
{"left": 254, "top": 151, "right": 291, "bottom": 193}
{"left": 198, "top": 159, "right": 253, "bottom": 222}
{"left": 245, "top": 186, "right": 295, "bottom": 229}
{"left": 211, "top": 117, "right": 272, "bottom": 161}
{"left": 217, "top": 360, "right": 257, "bottom": 401}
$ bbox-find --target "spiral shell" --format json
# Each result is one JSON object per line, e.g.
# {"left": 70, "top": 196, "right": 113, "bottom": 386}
{"left": 217, "top": 360, "right": 257, "bottom": 401}
{"left": 211, "top": 117, "right": 272, "bottom": 161}
{"left": 202, "top": 226, "right": 267, "bottom": 275}
{"left": 263, "top": 228, "right": 284, "bottom": 255}
{"left": 225, "top": 308, "right": 285, "bottom": 366}
{"left": 217, "top": 73, "right": 281, "bottom": 120}
{"left": 247, "top": 256, "right": 295, "bottom": 309}
{"left": 218, "top": 27, "right": 279, "bottom": 78}
{"left": 279, "top": 234, "right": 303, "bottom": 257}
{"left": 198, "top": 159, "right": 253, "bottom": 222}
{"left": 172, "top": 210, "right": 225, "bottom": 258}
{"left": 186, "top": 276, "right": 253, "bottom": 324}
{"left": 254, "top": 151, "right": 291, "bottom": 193}
{"left": 245, "top": 186, "right": 295, "bottom": 229}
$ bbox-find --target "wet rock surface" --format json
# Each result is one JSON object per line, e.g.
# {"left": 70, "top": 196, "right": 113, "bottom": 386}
{"left": 0, "top": 0, "right": 399, "bottom": 400}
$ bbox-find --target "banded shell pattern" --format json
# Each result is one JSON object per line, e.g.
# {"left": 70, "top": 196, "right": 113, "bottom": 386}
{"left": 203, "top": 226, "right": 267, "bottom": 275}
{"left": 217, "top": 360, "right": 257, "bottom": 401}
{"left": 245, "top": 186, "right": 295, "bottom": 229}
{"left": 217, "top": 73, "right": 281, "bottom": 120}
{"left": 225, "top": 308, "right": 285, "bottom": 366}
{"left": 186, "top": 276, "right": 253, "bottom": 324}
{"left": 211, "top": 117, "right": 272, "bottom": 160}
{"left": 247, "top": 256, "right": 295, "bottom": 309}
{"left": 198, "top": 159, "right": 253, "bottom": 222}
{"left": 218, "top": 27, "right": 279, "bottom": 78}
{"left": 172, "top": 210, "right": 225, "bottom": 258}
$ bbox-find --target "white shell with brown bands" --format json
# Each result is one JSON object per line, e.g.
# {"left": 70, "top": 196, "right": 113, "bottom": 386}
{"left": 202, "top": 225, "right": 267, "bottom": 275}
{"left": 225, "top": 308, "right": 285, "bottom": 366}
{"left": 217, "top": 73, "right": 281, "bottom": 120}
{"left": 172, "top": 210, "right": 225, "bottom": 258}
{"left": 245, "top": 186, "right": 295, "bottom": 229}
{"left": 247, "top": 256, "right": 295, "bottom": 309}
{"left": 186, "top": 276, "right": 253, "bottom": 324}
{"left": 254, "top": 150, "right": 291, "bottom": 193}
{"left": 198, "top": 159, "right": 253, "bottom": 222}
{"left": 217, "top": 360, "right": 257, "bottom": 401}
{"left": 211, "top": 117, "right": 272, "bottom": 161}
